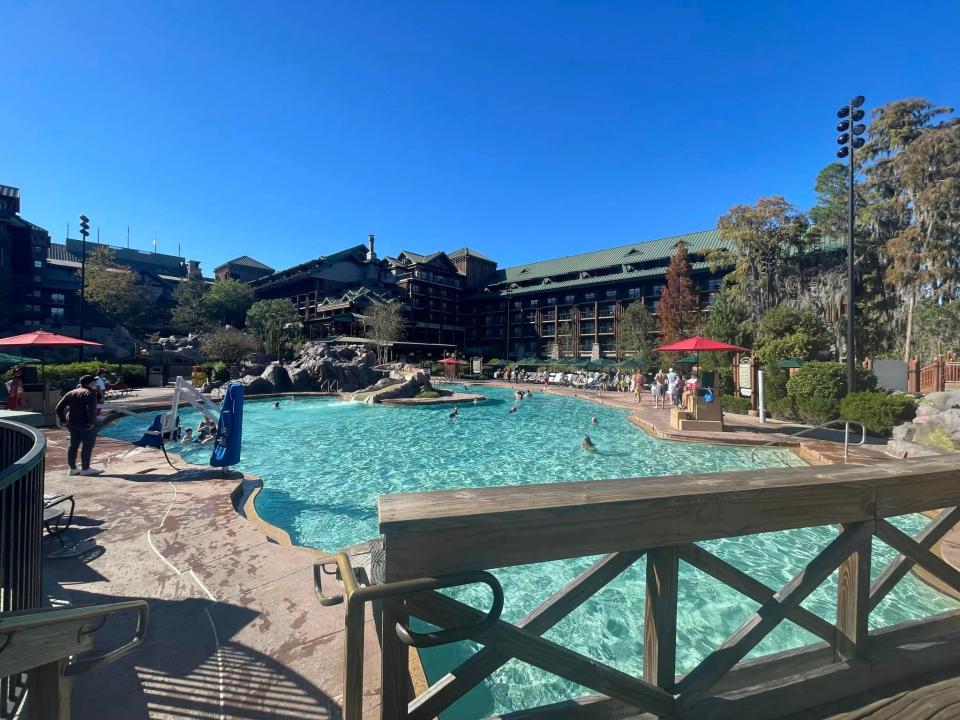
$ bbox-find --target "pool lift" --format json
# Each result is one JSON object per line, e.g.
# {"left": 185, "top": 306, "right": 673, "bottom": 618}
{"left": 112, "top": 376, "right": 245, "bottom": 469}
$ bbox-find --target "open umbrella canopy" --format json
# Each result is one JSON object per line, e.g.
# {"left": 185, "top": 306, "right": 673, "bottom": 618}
{"left": 654, "top": 336, "right": 748, "bottom": 353}
{"left": 0, "top": 352, "right": 42, "bottom": 368}
{"left": 777, "top": 358, "right": 805, "bottom": 369}
{"left": 437, "top": 357, "right": 468, "bottom": 365}
{"left": 515, "top": 357, "right": 547, "bottom": 367}
{"left": 616, "top": 358, "right": 647, "bottom": 369}
{"left": 676, "top": 355, "right": 699, "bottom": 364}
{"left": 484, "top": 359, "right": 509, "bottom": 367}
{"left": 0, "top": 330, "right": 102, "bottom": 348}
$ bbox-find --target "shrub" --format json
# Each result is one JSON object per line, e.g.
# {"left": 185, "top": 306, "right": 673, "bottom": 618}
{"left": 2, "top": 362, "right": 147, "bottom": 387}
{"left": 840, "top": 391, "right": 917, "bottom": 436}
{"left": 795, "top": 396, "right": 840, "bottom": 425}
{"left": 416, "top": 389, "right": 441, "bottom": 398}
{"left": 766, "top": 396, "right": 798, "bottom": 422}
{"left": 720, "top": 394, "right": 751, "bottom": 415}
{"left": 786, "top": 361, "right": 876, "bottom": 403}
{"left": 203, "top": 361, "right": 230, "bottom": 383}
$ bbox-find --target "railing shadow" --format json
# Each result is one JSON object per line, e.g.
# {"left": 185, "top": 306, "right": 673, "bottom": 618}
{"left": 61, "top": 587, "right": 344, "bottom": 720}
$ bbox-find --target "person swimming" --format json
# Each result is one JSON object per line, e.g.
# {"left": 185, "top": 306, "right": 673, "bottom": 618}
{"left": 591, "top": 415, "right": 598, "bottom": 424}
{"left": 449, "top": 405, "right": 459, "bottom": 419}
{"left": 274, "top": 401, "right": 281, "bottom": 409}
{"left": 582, "top": 435, "right": 597, "bottom": 451}
{"left": 509, "top": 406, "right": 518, "bottom": 414}
{"left": 181, "top": 428, "right": 194, "bottom": 443}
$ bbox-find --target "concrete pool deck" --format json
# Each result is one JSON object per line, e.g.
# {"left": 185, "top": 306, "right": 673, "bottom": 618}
{"left": 33, "top": 384, "right": 960, "bottom": 719}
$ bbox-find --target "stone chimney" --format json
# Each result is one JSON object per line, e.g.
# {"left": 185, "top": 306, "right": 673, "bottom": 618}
{"left": 367, "top": 234, "right": 376, "bottom": 261}
{"left": 187, "top": 260, "right": 201, "bottom": 278}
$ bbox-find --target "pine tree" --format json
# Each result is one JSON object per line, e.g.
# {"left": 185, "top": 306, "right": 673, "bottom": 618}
{"left": 657, "top": 242, "right": 701, "bottom": 345}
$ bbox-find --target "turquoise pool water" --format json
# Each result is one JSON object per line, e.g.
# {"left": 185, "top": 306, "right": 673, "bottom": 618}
{"left": 102, "top": 387, "right": 959, "bottom": 719}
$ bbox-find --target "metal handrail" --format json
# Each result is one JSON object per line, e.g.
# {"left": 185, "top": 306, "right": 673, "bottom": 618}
{"left": 314, "top": 551, "right": 504, "bottom": 720}
{"left": 750, "top": 418, "right": 867, "bottom": 463}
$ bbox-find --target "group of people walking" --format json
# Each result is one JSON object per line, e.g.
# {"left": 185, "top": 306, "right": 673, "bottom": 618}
{"left": 649, "top": 367, "right": 700, "bottom": 409}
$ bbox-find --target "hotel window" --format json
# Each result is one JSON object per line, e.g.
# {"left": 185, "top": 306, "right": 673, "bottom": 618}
{"left": 650, "top": 283, "right": 665, "bottom": 296}
{"left": 546, "top": 296, "right": 556, "bottom": 305}
{"left": 51, "top": 307, "right": 65, "bottom": 320}
{"left": 583, "top": 291, "right": 596, "bottom": 301}
{"left": 34, "top": 275, "right": 41, "bottom": 283}
{"left": 706, "top": 277, "right": 723, "bottom": 291}
{"left": 32, "top": 289, "right": 41, "bottom": 297}
{"left": 628, "top": 286, "right": 641, "bottom": 299}
{"left": 563, "top": 294, "right": 575, "bottom": 304}
{"left": 530, "top": 298, "right": 539, "bottom": 307}
{"left": 604, "top": 288, "right": 617, "bottom": 299}
{"left": 513, "top": 300, "right": 522, "bottom": 308}
{"left": 34, "top": 260, "right": 43, "bottom": 268}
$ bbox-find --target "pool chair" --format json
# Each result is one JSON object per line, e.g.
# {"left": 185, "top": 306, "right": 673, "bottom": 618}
{"left": 43, "top": 492, "right": 97, "bottom": 559}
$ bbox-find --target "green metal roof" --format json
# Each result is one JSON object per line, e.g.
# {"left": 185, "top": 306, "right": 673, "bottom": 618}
{"left": 498, "top": 260, "right": 713, "bottom": 296}
{"left": 217, "top": 255, "right": 274, "bottom": 272}
{"left": 448, "top": 247, "right": 496, "bottom": 264}
{"left": 492, "top": 229, "right": 724, "bottom": 286}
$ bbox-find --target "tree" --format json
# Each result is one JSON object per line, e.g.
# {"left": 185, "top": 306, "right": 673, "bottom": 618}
{"left": 552, "top": 320, "right": 578, "bottom": 359}
{"left": 615, "top": 301, "right": 656, "bottom": 361}
{"left": 83, "top": 246, "right": 154, "bottom": 331}
{"left": 170, "top": 273, "right": 211, "bottom": 333}
{"left": 754, "top": 305, "right": 832, "bottom": 400}
{"left": 363, "top": 301, "right": 406, "bottom": 363}
{"left": 859, "top": 98, "right": 956, "bottom": 360}
{"left": 913, "top": 299, "right": 960, "bottom": 361}
{"left": 715, "top": 197, "right": 809, "bottom": 321}
{"left": 657, "top": 242, "right": 701, "bottom": 345}
{"left": 245, "top": 299, "right": 301, "bottom": 358}
{"left": 202, "top": 278, "right": 255, "bottom": 328}
{"left": 699, "top": 288, "right": 753, "bottom": 385}
{"left": 200, "top": 329, "right": 258, "bottom": 367}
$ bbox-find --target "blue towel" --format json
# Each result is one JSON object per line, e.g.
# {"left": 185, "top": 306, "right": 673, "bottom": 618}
{"left": 210, "top": 382, "right": 244, "bottom": 467}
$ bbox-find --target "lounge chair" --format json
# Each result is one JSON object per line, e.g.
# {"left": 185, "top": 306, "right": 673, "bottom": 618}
{"left": 43, "top": 492, "right": 97, "bottom": 559}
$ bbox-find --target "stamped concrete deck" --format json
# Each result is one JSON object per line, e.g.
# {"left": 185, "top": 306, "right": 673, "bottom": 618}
{"left": 41, "top": 429, "right": 376, "bottom": 719}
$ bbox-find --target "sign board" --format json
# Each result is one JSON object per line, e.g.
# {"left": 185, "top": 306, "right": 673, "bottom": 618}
{"left": 873, "top": 359, "right": 908, "bottom": 392}
{"left": 472, "top": 357, "right": 483, "bottom": 374}
{"left": 738, "top": 357, "right": 753, "bottom": 394}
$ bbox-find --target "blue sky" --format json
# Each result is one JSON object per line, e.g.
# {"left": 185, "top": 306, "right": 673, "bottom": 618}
{"left": 3, "top": 1, "right": 958, "bottom": 275}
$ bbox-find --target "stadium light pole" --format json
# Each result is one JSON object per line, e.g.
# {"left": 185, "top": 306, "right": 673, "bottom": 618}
{"left": 79, "top": 214, "right": 90, "bottom": 360}
{"left": 835, "top": 96, "right": 866, "bottom": 395}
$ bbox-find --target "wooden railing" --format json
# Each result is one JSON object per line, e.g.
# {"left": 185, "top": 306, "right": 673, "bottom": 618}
{"left": 315, "top": 455, "right": 960, "bottom": 720}
{"left": 0, "top": 419, "right": 45, "bottom": 719}
{"left": 918, "top": 357, "right": 960, "bottom": 393}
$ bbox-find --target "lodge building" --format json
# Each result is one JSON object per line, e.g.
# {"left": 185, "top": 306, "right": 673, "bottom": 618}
{"left": 249, "top": 230, "right": 728, "bottom": 360}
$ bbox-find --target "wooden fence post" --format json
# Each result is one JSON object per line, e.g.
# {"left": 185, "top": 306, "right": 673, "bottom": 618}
{"left": 908, "top": 358, "right": 919, "bottom": 394}
{"left": 935, "top": 356, "right": 945, "bottom": 392}
{"left": 644, "top": 546, "right": 679, "bottom": 691}
{"left": 835, "top": 522, "right": 872, "bottom": 661}
{"left": 380, "top": 598, "right": 411, "bottom": 720}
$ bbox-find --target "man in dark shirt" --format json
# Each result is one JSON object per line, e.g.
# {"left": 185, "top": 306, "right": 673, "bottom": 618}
{"left": 55, "top": 375, "right": 103, "bottom": 476}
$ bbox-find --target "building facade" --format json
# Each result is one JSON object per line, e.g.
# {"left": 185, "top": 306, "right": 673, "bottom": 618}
{"left": 0, "top": 183, "right": 205, "bottom": 334}
{"left": 214, "top": 255, "right": 275, "bottom": 283}
{"left": 249, "top": 230, "right": 730, "bottom": 360}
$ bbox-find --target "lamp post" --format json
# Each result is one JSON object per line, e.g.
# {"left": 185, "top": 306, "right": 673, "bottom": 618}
{"left": 835, "top": 96, "right": 866, "bottom": 394}
{"left": 78, "top": 214, "right": 90, "bottom": 360}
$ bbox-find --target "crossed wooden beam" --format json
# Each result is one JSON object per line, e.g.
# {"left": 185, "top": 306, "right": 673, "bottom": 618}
{"left": 399, "top": 507, "right": 960, "bottom": 719}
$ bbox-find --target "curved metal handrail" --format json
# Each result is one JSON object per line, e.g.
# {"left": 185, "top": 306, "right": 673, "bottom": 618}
{"left": 314, "top": 552, "right": 504, "bottom": 648}
{"left": 750, "top": 418, "right": 867, "bottom": 463}
{"left": 0, "top": 419, "right": 46, "bottom": 494}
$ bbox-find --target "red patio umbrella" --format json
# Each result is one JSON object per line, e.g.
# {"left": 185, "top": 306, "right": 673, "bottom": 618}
{"left": 654, "top": 335, "right": 750, "bottom": 370}
{"left": 437, "top": 357, "right": 468, "bottom": 365}
{"left": 654, "top": 336, "right": 749, "bottom": 353}
{"left": 0, "top": 331, "right": 103, "bottom": 415}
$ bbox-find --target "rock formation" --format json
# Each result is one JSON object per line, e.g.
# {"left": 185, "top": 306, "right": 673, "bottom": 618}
{"left": 239, "top": 341, "right": 383, "bottom": 394}
{"left": 887, "top": 390, "right": 960, "bottom": 458}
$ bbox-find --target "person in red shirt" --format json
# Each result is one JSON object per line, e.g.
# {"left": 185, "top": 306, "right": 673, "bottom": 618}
{"left": 55, "top": 375, "right": 103, "bottom": 476}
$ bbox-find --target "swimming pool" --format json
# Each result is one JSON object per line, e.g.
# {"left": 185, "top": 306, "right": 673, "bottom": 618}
{"left": 102, "top": 387, "right": 959, "bottom": 718}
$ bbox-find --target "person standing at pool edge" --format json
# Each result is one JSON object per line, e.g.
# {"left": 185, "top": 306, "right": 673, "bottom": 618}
{"left": 55, "top": 375, "right": 103, "bottom": 476}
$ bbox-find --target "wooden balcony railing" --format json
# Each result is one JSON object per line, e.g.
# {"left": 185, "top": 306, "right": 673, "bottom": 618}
{"left": 320, "top": 455, "right": 960, "bottom": 720}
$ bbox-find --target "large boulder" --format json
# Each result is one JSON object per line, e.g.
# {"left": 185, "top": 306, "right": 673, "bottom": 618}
{"left": 919, "top": 391, "right": 960, "bottom": 412}
{"left": 286, "top": 341, "right": 383, "bottom": 391}
{"left": 352, "top": 370, "right": 431, "bottom": 402}
{"left": 240, "top": 374, "right": 274, "bottom": 395}
{"left": 261, "top": 362, "right": 293, "bottom": 393}
{"left": 289, "top": 367, "right": 317, "bottom": 392}
{"left": 886, "top": 397, "right": 960, "bottom": 457}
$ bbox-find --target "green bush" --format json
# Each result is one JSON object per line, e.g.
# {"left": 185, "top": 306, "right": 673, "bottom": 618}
{"left": 203, "top": 361, "right": 230, "bottom": 383}
{"left": 416, "top": 389, "right": 442, "bottom": 398}
{"left": 720, "top": 394, "right": 751, "bottom": 414}
{"left": 795, "top": 396, "right": 840, "bottom": 425}
{"left": 840, "top": 391, "right": 916, "bottom": 436}
{"left": 2, "top": 362, "right": 146, "bottom": 388}
{"left": 786, "top": 361, "right": 876, "bottom": 403}
{"left": 766, "top": 396, "right": 798, "bottom": 421}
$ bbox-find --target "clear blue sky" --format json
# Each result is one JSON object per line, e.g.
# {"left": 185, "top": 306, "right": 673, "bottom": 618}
{"left": 3, "top": 1, "right": 958, "bottom": 275}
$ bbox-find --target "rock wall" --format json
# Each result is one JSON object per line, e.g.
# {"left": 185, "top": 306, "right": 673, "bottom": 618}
{"left": 351, "top": 370, "right": 431, "bottom": 403}
{"left": 887, "top": 391, "right": 960, "bottom": 458}
{"left": 240, "top": 342, "right": 383, "bottom": 394}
